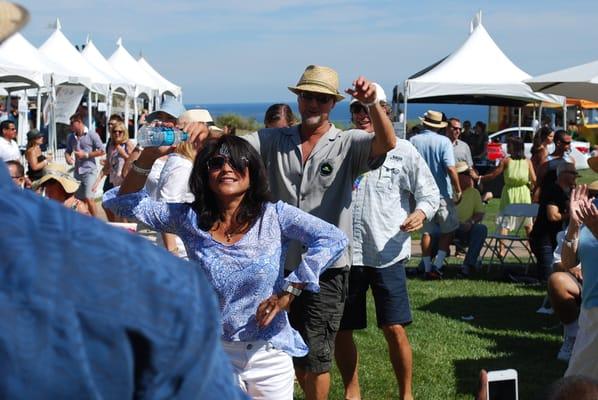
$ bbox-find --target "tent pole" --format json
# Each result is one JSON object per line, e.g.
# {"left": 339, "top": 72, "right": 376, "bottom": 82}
{"left": 134, "top": 96, "right": 139, "bottom": 137}
{"left": 87, "top": 89, "right": 93, "bottom": 133}
{"left": 518, "top": 107, "right": 522, "bottom": 129}
{"left": 403, "top": 81, "right": 408, "bottom": 136}
{"left": 36, "top": 89, "right": 41, "bottom": 130}
{"left": 563, "top": 103, "right": 568, "bottom": 131}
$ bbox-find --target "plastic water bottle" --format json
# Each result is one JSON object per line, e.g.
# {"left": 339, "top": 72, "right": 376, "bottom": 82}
{"left": 136, "top": 126, "right": 189, "bottom": 147}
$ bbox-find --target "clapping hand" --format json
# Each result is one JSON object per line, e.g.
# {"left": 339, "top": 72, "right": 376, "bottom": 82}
{"left": 578, "top": 192, "right": 598, "bottom": 239}
{"left": 346, "top": 76, "right": 377, "bottom": 105}
{"left": 569, "top": 184, "right": 588, "bottom": 229}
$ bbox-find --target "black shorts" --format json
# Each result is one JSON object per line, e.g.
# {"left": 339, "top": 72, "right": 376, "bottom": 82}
{"left": 289, "top": 267, "right": 349, "bottom": 374}
{"left": 340, "top": 261, "right": 412, "bottom": 330}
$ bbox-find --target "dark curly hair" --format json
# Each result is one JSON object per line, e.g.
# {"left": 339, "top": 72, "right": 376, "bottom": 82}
{"left": 189, "top": 135, "right": 272, "bottom": 233}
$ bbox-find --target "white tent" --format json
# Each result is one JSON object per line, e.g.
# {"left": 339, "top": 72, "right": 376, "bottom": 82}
{"left": 81, "top": 39, "right": 133, "bottom": 96}
{"left": 108, "top": 38, "right": 157, "bottom": 98}
{"left": 0, "top": 53, "right": 42, "bottom": 89}
{"left": 39, "top": 20, "right": 110, "bottom": 95}
{"left": 525, "top": 59, "right": 598, "bottom": 102}
{"left": 138, "top": 56, "right": 182, "bottom": 99}
{"left": 404, "top": 12, "right": 563, "bottom": 106}
{"left": 0, "top": 32, "right": 82, "bottom": 89}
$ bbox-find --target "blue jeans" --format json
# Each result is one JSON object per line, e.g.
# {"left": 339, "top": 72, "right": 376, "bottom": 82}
{"left": 455, "top": 223, "right": 488, "bottom": 268}
{"left": 530, "top": 239, "right": 554, "bottom": 281}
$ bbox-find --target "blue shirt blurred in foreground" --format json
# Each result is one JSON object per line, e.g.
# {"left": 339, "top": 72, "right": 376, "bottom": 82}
{"left": 0, "top": 165, "right": 246, "bottom": 399}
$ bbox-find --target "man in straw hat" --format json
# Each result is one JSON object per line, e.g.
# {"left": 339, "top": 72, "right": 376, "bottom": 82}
{"left": 334, "top": 84, "right": 438, "bottom": 400}
{"left": 244, "top": 65, "right": 396, "bottom": 399}
{"left": 561, "top": 157, "right": 598, "bottom": 380}
{"left": 410, "top": 110, "right": 462, "bottom": 280}
{"left": 0, "top": 4, "right": 245, "bottom": 398}
{"left": 31, "top": 164, "right": 90, "bottom": 215}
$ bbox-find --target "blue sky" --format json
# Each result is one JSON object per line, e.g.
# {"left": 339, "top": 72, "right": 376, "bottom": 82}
{"left": 17, "top": 0, "right": 598, "bottom": 103}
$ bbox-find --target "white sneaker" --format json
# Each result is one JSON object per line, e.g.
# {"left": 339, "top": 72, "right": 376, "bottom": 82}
{"left": 557, "top": 335, "right": 576, "bottom": 362}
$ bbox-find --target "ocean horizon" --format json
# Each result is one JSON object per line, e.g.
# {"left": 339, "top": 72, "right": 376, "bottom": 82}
{"left": 186, "top": 102, "right": 490, "bottom": 126}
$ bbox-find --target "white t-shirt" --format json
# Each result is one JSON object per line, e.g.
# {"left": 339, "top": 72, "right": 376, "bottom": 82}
{"left": 156, "top": 153, "right": 194, "bottom": 203}
{"left": 0, "top": 136, "right": 20, "bottom": 162}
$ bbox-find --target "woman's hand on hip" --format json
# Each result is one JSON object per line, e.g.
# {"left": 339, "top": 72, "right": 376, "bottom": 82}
{"left": 256, "top": 293, "right": 293, "bottom": 328}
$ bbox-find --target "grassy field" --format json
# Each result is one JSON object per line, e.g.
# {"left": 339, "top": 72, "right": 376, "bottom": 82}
{"left": 293, "top": 168, "right": 596, "bottom": 399}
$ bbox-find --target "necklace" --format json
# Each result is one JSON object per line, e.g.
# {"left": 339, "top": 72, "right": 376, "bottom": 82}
{"left": 225, "top": 232, "right": 233, "bottom": 242}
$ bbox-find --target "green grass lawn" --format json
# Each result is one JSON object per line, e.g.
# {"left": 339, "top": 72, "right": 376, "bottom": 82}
{"left": 293, "top": 169, "right": 597, "bottom": 399}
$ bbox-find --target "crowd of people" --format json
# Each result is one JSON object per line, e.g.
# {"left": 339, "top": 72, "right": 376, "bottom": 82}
{"left": 3, "top": 4, "right": 598, "bottom": 398}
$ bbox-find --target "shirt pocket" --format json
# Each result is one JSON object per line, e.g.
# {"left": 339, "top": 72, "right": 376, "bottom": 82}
{"left": 375, "top": 160, "right": 402, "bottom": 192}
{"left": 316, "top": 159, "right": 337, "bottom": 189}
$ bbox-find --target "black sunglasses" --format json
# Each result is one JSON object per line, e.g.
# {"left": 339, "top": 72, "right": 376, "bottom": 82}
{"left": 299, "top": 92, "right": 333, "bottom": 105}
{"left": 207, "top": 155, "right": 249, "bottom": 172}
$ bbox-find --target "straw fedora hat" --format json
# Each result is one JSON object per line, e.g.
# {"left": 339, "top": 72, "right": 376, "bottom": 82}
{"left": 419, "top": 110, "right": 448, "bottom": 129}
{"left": 288, "top": 65, "right": 345, "bottom": 101}
{"left": 31, "top": 164, "right": 80, "bottom": 194}
{"left": 588, "top": 156, "right": 598, "bottom": 173}
{"left": 0, "top": 2, "right": 28, "bottom": 42}
{"left": 455, "top": 161, "right": 470, "bottom": 174}
{"left": 588, "top": 179, "right": 598, "bottom": 192}
{"left": 180, "top": 109, "right": 224, "bottom": 133}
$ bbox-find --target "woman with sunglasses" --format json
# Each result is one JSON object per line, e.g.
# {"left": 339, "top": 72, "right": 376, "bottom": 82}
{"left": 96, "top": 121, "right": 135, "bottom": 222}
{"left": 103, "top": 132, "right": 347, "bottom": 399}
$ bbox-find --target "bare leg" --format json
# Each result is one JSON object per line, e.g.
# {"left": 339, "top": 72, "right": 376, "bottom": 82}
{"left": 161, "top": 232, "right": 180, "bottom": 255}
{"left": 382, "top": 324, "right": 413, "bottom": 400}
{"left": 297, "top": 369, "right": 330, "bottom": 400}
{"left": 334, "top": 330, "right": 361, "bottom": 400}
{"left": 421, "top": 232, "right": 432, "bottom": 257}
{"left": 499, "top": 228, "right": 509, "bottom": 257}
{"left": 548, "top": 272, "right": 581, "bottom": 324}
{"left": 85, "top": 198, "right": 97, "bottom": 217}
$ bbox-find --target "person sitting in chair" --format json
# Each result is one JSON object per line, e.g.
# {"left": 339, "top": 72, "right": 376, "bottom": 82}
{"left": 454, "top": 161, "right": 487, "bottom": 276}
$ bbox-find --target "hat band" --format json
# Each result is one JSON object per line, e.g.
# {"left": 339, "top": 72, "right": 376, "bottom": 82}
{"left": 296, "top": 79, "right": 339, "bottom": 95}
{"left": 424, "top": 116, "right": 443, "bottom": 124}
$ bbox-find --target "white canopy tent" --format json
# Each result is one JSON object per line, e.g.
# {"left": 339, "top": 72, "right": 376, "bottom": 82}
{"left": 525, "top": 59, "right": 598, "bottom": 102}
{"left": 108, "top": 38, "right": 161, "bottom": 134}
{"left": 138, "top": 56, "right": 182, "bottom": 100}
{"left": 39, "top": 20, "right": 110, "bottom": 96}
{"left": 403, "top": 12, "right": 563, "bottom": 107}
{"left": 81, "top": 39, "right": 133, "bottom": 96}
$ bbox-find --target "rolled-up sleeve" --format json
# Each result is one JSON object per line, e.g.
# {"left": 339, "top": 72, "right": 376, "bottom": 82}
{"left": 102, "top": 188, "right": 187, "bottom": 233}
{"left": 275, "top": 201, "right": 347, "bottom": 292}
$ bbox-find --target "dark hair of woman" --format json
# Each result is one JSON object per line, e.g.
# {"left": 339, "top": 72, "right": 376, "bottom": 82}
{"left": 189, "top": 135, "right": 272, "bottom": 233}
{"left": 264, "top": 103, "right": 295, "bottom": 127}
{"left": 508, "top": 136, "right": 525, "bottom": 160}
{"left": 531, "top": 126, "right": 552, "bottom": 155}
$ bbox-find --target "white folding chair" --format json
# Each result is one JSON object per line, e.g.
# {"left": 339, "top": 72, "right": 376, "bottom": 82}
{"left": 481, "top": 203, "right": 539, "bottom": 272}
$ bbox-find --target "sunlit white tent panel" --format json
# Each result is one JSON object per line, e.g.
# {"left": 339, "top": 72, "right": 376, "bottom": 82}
{"left": 138, "top": 56, "right": 181, "bottom": 99}
{"left": 39, "top": 20, "right": 110, "bottom": 94}
{"left": 404, "top": 12, "right": 563, "bottom": 106}
{"left": 108, "top": 38, "right": 158, "bottom": 98}
{"left": 81, "top": 39, "right": 133, "bottom": 96}
{"left": 525, "top": 59, "right": 598, "bottom": 102}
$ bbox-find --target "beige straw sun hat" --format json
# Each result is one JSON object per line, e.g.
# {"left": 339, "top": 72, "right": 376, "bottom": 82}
{"left": 288, "top": 65, "right": 345, "bottom": 101}
{"left": 31, "top": 164, "right": 80, "bottom": 194}
{"left": 0, "top": 1, "right": 28, "bottom": 42}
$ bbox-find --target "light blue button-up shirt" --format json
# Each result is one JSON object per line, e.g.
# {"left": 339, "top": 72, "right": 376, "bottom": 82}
{"left": 352, "top": 139, "right": 440, "bottom": 267}
{"left": 410, "top": 129, "right": 455, "bottom": 198}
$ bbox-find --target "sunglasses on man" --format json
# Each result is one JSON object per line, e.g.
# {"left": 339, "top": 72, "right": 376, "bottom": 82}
{"left": 299, "top": 92, "right": 333, "bottom": 105}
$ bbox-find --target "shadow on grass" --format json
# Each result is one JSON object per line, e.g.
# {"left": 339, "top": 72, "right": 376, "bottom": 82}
{"left": 453, "top": 332, "right": 567, "bottom": 399}
{"left": 418, "top": 294, "right": 558, "bottom": 332}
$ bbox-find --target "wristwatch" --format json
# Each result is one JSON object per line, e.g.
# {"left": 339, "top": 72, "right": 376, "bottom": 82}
{"left": 284, "top": 283, "right": 302, "bottom": 297}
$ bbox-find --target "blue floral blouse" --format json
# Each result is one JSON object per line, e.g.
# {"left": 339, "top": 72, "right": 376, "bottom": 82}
{"left": 103, "top": 189, "right": 347, "bottom": 356}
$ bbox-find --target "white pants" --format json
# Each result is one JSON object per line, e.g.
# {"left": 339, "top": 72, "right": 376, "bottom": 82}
{"left": 222, "top": 341, "right": 294, "bottom": 400}
{"left": 566, "top": 306, "right": 598, "bottom": 379}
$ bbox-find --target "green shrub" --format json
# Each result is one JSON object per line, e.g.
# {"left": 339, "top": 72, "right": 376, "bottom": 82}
{"left": 215, "top": 113, "right": 261, "bottom": 132}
